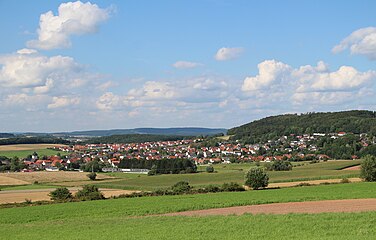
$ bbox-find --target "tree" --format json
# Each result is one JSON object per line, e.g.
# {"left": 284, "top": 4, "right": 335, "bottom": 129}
{"left": 206, "top": 165, "right": 214, "bottom": 173}
{"left": 75, "top": 185, "right": 104, "bottom": 201}
{"left": 360, "top": 155, "right": 376, "bottom": 182}
{"left": 245, "top": 167, "right": 269, "bottom": 190}
{"left": 10, "top": 157, "right": 20, "bottom": 172}
{"left": 87, "top": 172, "right": 97, "bottom": 181}
{"left": 49, "top": 187, "right": 73, "bottom": 201}
{"left": 171, "top": 181, "right": 191, "bottom": 194}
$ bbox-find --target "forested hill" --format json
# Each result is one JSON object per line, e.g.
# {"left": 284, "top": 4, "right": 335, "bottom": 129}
{"left": 86, "top": 134, "right": 192, "bottom": 144}
{"left": 228, "top": 110, "right": 376, "bottom": 143}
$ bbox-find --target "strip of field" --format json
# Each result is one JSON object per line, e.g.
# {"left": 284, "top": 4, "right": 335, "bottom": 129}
{"left": 0, "top": 188, "right": 136, "bottom": 204}
{"left": 0, "top": 144, "right": 66, "bottom": 151}
{"left": 0, "top": 183, "right": 375, "bottom": 240}
{"left": 162, "top": 198, "right": 376, "bottom": 216}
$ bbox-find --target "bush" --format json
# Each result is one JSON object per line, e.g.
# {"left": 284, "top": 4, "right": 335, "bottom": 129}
{"left": 171, "top": 181, "right": 191, "bottom": 194}
{"left": 75, "top": 185, "right": 104, "bottom": 201}
{"left": 245, "top": 167, "right": 269, "bottom": 190}
{"left": 49, "top": 187, "right": 73, "bottom": 201}
{"left": 87, "top": 172, "right": 97, "bottom": 181}
{"left": 360, "top": 155, "right": 376, "bottom": 182}
{"left": 221, "top": 182, "right": 245, "bottom": 192}
{"left": 268, "top": 160, "right": 292, "bottom": 171}
{"left": 206, "top": 165, "right": 214, "bottom": 173}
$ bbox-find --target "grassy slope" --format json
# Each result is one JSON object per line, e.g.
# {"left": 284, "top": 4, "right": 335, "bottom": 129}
{"left": 0, "top": 182, "right": 375, "bottom": 239}
{"left": 97, "top": 160, "right": 361, "bottom": 191}
{"left": 0, "top": 148, "right": 67, "bottom": 158}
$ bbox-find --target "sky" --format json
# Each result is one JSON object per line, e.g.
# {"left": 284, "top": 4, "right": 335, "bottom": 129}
{"left": 0, "top": 0, "right": 376, "bottom": 132}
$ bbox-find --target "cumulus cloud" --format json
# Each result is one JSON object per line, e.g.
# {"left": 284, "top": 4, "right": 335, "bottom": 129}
{"left": 172, "top": 61, "right": 203, "bottom": 69}
{"left": 27, "top": 1, "right": 110, "bottom": 50}
{"left": 241, "top": 60, "right": 291, "bottom": 91}
{"left": 96, "top": 92, "right": 122, "bottom": 111}
{"left": 215, "top": 47, "right": 244, "bottom": 61}
{"left": 48, "top": 96, "right": 80, "bottom": 109}
{"left": 332, "top": 27, "right": 376, "bottom": 60}
{"left": 0, "top": 49, "right": 87, "bottom": 91}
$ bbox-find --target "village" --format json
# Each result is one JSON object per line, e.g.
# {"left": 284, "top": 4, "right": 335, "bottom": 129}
{"left": 6, "top": 131, "right": 372, "bottom": 172}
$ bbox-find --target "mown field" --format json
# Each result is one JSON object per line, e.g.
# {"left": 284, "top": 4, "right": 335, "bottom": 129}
{"left": 0, "top": 144, "right": 68, "bottom": 158}
{"left": 98, "top": 160, "right": 361, "bottom": 191}
{"left": 0, "top": 182, "right": 375, "bottom": 239}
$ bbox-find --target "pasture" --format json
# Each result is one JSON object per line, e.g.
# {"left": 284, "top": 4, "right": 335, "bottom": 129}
{"left": 0, "top": 182, "right": 375, "bottom": 239}
{"left": 98, "top": 160, "right": 361, "bottom": 191}
{"left": 0, "top": 144, "right": 68, "bottom": 158}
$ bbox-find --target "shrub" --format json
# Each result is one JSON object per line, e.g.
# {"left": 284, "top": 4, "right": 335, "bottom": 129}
{"left": 171, "top": 181, "right": 191, "bottom": 194}
{"left": 87, "top": 172, "right": 97, "bottom": 181}
{"left": 204, "top": 185, "right": 221, "bottom": 193}
{"left": 206, "top": 165, "right": 214, "bottom": 173}
{"left": 360, "top": 155, "right": 376, "bottom": 182}
{"left": 269, "top": 160, "right": 292, "bottom": 171}
{"left": 245, "top": 167, "right": 269, "bottom": 190}
{"left": 221, "top": 182, "right": 245, "bottom": 192}
{"left": 49, "top": 187, "right": 73, "bottom": 201}
{"left": 75, "top": 185, "right": 104, "bottom": 201}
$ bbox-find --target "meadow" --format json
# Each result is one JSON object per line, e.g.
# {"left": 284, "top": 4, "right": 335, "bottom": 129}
{"left": 98, "top": 160, "right": 361, "bottom": 191}
{"left": 0, "top": 144, "right": 68, "bottom": 158}
{"left": 0, "top": 182, "right": 375, "bottom": 239}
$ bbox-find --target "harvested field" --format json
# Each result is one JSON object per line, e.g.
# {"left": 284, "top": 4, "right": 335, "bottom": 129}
{"left": 267, "top": 177, "right": 362, "bottom": 188}
{"left": 0, "top": 144, "right": 66, "bottom": 151}
{"left": 0, "top": 172, "right": 114, "bottom": 184}
{"left": 0, "top": 176, "right": 29, "bottom": 186}
{"left": 342, "top": 165, "right": 361, "bottom": 171}
{"left": 0, "top": 188, "right": 137, "bottom": 204}
{"left": 162, "top": 198, "right": 376, "bottom": 216}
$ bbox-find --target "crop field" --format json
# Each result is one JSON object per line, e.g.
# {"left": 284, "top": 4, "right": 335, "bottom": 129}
{"left": 0, "top": 144, "right": 68, "bottom": 158}
{"left": 98, "top": 160, "right": 362, "bottom": 191}
{"left": 0, "top": 182, "right": 375, "bottom": 239}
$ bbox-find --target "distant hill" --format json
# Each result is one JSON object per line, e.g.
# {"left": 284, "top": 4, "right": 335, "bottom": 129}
{"left": 228, "top": 110, "right": 376, "bottom": 144}
{"left": 0, "top": 133, "right": 15, "bottom": 138}
{"left": 86, "top": 134, "right": 191, "bottom": 144}
{"left": 54, "top": 127, "right": 227, "bottom": 137}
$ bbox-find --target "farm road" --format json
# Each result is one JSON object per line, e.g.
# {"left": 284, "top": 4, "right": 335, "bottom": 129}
{"left": 162, "top": 198, "right": 376, "bottom": 216}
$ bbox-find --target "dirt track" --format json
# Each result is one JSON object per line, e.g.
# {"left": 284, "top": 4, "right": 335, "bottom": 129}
{"left": 0, "top": 188, "right": 136, "bottom": 204}
{"left": 162, "top": 198, "right": 376, "bottom": 216}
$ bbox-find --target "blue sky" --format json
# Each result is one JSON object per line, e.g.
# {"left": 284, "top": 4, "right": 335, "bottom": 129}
{"left": 0, "top": 0, "right": 375, "bottom": 132}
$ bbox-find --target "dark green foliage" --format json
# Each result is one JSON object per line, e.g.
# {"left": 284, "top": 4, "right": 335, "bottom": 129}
{"left": 49, "top": 187, "right": 73, "bottom": 201}
{"left": 87, "top": 172, "right": 97, "bottom": 181}
{"left": 81, "top": 160, "right": 103, "bottom": 172}
{"left": 268, "top": 160, "right": 293, "bottom": 171}
{"left": 221, "top": 182, "right": 245, "bottom": 192}
{"left": 86, "top": 134, "right": 191, "bottom": 144}
{"left": 0, "top": 137, "right": 69, "bottom": 145}
{"left": 120, "top": 158, "right": 197, "bottom": 175}
{"left": 206, "top": 165, "right": 214, "bottom": 173}
{"left": 360, "top": 155, "right": 376, "bottom": 182}
{"left": 10, "top": 157, "right": 25, "bottom": 172}
{"left": 75, "top": 185, "right": 104, "bottom": 201}
{"left": 228, "top": 110, "right": 376, "bottom": 144}
{"left": 245, "top": 167, "right": 269, "bottom": 190}
{"left": 171, "top": 181, "right": 191, "bottom": 193}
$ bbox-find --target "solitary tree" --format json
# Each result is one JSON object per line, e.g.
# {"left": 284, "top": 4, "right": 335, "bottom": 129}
{"left": 206, "top": 165, "right": 214, "bottom": 173}
{"left": 245, "top": 167, "right": 269, "bottom": 190}
{"left": 360, "top": 155, "right": 376, "bottom": 182}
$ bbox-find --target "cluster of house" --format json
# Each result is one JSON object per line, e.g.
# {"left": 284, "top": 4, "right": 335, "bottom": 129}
{"left": 9, "top": 131, "right": 372, "bottom": 172}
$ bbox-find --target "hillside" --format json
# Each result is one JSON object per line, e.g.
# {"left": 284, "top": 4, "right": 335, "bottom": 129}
{"left": 54, "top": 127, "right": 227, "bottom": 137}
{"left": 86, "top": 134, "right": 192, "bottom": 144}
{"left": 228, "top": 110, "right": 376, "bottom": 143}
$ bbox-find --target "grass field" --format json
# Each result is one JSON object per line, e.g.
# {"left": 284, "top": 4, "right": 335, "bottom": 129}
{"left": 0, "top": 144, "right": 68, "bottom": 158}
{"left": 0, "top": 182, "right": 375, "bottom": 239}
{"left": 98, "top": 160, "right": 362, "bottom": 191}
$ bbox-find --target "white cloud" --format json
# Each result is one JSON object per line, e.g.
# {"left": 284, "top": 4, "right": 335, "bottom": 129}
{"left": 332, "top": 27, "right": 376, "bottom": 60}
{"left": 48, "top": 96, "right": 80, "bottom": 109}
{"left": 241, "top": 60, "right": 291, "bottom": 91}
{"left": 96, "top": 92, "right": 122, "bottom": 111}
{"left": 27, "top": 1, "right": 110, "bottom": 50}
{"left": 214, "top": 47, "right": 244, "bottom": 61}
{"left": 172, "top": 61, "right": 202, "bottom": 69}
{"left": 128, "top": 81, "right": 178, "bottom": 100}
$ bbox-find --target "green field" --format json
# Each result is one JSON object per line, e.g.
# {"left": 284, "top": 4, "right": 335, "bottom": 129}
{"left": 0, "top": 182, "right": 375, "bottom": 239}
{"left": 98, "top": 160, "right": 361, "bottom": 191}
{"left": 0, "top": 149, "right": 67, "bottom": 158}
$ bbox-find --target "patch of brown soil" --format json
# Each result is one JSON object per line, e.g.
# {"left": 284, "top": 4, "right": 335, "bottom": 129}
{"left": 0, "top": 176, "right": 30, "bottom": 186}
{"left": 162, "top": 198, "right": 376, "bottom": 216}
{"left": 342, "top": 165, "right": 361, "bottom": 171}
